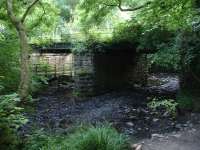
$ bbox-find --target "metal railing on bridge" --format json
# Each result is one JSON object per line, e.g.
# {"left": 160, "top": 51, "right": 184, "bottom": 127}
{"left": 31, "top": 53, "right": 74, "bottom": 80}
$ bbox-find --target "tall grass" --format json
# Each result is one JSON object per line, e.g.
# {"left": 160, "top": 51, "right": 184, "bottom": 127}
{"left": 24, "top": 125, "right": 130, "bottom": 150}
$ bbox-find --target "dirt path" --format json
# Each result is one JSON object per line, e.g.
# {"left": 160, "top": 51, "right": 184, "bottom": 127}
{"left": 141, "top": 125, "right": 200, "bottom": 150}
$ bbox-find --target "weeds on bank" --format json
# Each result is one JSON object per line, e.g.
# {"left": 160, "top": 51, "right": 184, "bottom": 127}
{"left": 148, "top": 98, "right": 178, "bottom": 118}
{"left": 24, "top": 125, "right": 130, "bottom": 150}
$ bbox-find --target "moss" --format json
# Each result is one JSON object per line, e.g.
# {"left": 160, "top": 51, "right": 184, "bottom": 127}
{"left": 72, "top": 91, "right": 82, "bottom": 97}
{"left": 72, "top": 89, "right": 94, "bottom": 98}
{"left": 75, "top": 69, "right": 93, "bottom": 77}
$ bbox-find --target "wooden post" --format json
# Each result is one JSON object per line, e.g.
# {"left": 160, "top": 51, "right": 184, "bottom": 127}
{"left": 63, "top": 64, "right": 65, "bottom": 76}
{"left": 34, "top": 64, "right": 38, "bottom": 75}
{"left": 54, "top": 57, "right": 57, "bottom": 78}
{"left": 45, "top": 65, "right": 47, "bottom": 77}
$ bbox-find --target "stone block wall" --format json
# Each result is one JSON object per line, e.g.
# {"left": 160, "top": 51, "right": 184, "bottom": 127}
{"left": 128, "top": 54, "right": 148, "bottom": 87}
{"left": 72, "top": 52, "right": 148, "bottom": 97}
{"left": 73, "top": 53, "right": 95, "bottom": 97}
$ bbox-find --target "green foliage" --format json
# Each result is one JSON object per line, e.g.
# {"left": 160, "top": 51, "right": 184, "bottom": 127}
{"left": 31, "top": 75, "right": 49, "bottom": 94}
{"left": 175, "top": 29, "right": 200, "bottom": 88}
{"left": 72, "top": 91, "right": 82, "bottom": 97}
{"left": 75, "top": 68, "right": 92, "bottom": 76}
{"left": 0, "top": 34, "right": 20, "bottom": 94}
{"left": 0, "top": 93, "right": 28, "bottom": 150}
{"left": 148, "top": 98, "right": 178, "bottom": 117}
{"left": 112, "top": 21, "right": 143, "bottom": 44}
{"left": 137, "top": 0, "right": 194, "bottom": 30}
{"left": 56, "top": 0, "right": 80, "bottom": 22}
{"left": 72, "top": 41, "right": 89, "bottom": 54}
{"left": 78, "top": 0, "right": 114, "bottom": 27}
{"left": 138, "top": 27, "right": 174, "bottom": 51}
{"left": 35, "top": 61, "right": 53, "bottom": 74}
{"left": 24, "top": 125, "right": 129, "bottom": 150}
{"left": 0, "top": 76, "right": 5, "bottom": 92}
{"left": 78, "top": 0, "right": 194, "bottom": 30}
{"left": 176, "top": 30, "right": 200, "bottom": 69}
{"left": 177, "top": 90, "right": 200, "bottom": 112}
{"left": 112, "top": 23, "right": 181, "bottom": 72}
{"left": 148, "top": 46, "right": 180, "bottom": 72}
{"left": 70, "top": 125, "right": 128, "bottom": 150}
{"left": 177, "top": 92, "right": 193, "bottom": 111}
{"left": 0, "top": 93, "right": 28, "bottom": 129}
{"left": 72, "top": 37, "right": 109, "bottom": 53}
{"left": 138, "top": 27, "right": 180, "bottom": 72}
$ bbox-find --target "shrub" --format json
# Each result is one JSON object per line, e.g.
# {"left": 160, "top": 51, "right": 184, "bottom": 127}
{"left": 175, "top": 30, "right": 200, "bottom": 89}
{"left": 148, "top": 98, "right": 178, "bottom": 117}
{"left": 177, "top": 90, "right": 200, "bottom": 112}
{"left": 0, "top": 37, "right": 20, "bottom": 94}
{"left": 0, "top": 93, "right": 28, "bottom": 150}
{"left": 24, "top": 125, "right": 129, "bottom": 150}
{"left": 31, "top": 75, "right": 48, "bottom": 94}
{"left": 139, "top": 27, "right": 180, "bottom": 72}
{"left": 112, "top": 21, "right": 143, "bottom": 45}
{"left": 147, "top": 45, "right": 180, "bottom": 72}
{"left": 138, "top": 27, "right": 174, "bottom": 51}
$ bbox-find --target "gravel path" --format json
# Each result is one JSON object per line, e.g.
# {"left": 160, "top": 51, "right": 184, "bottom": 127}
{"left": 141, "top": 125, "right": 200, "bottom": 150}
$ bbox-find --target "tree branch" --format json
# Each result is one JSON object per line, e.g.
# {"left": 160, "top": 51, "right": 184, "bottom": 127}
{"left": 28, "top": 1, "right": 46, "bottom": 30}
{"left": 6, "top": 0, "right": 20, "bottom": 24}
{"left": 101, "top": 2, "right": 118, "bottom": 7}
{"left": 118, "top": 0, "right": 152, "bottom": 11}
{"left": 102, "top": 0, "right": 152, "bottom": 12}
{"left": 21, "top": 0, "right": 40, "bottom": 23}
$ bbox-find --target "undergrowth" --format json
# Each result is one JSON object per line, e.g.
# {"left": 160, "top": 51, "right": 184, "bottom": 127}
{"left": 148, "top": 98, "right": 178, "bottom": 118}
{"left": 177, "top": 89, "right": 200, "bottom": 112}
{"left": 23, "top": 125, "right": 130, "bottom": 150}
{"left": 0, "top": 93, "right": 27, "bottom": 150}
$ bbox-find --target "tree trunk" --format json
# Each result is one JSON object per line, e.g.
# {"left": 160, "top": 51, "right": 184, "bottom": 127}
{"left": 6, "top": 0, "right": 36, "bottom": 101}
{"left": 17, "top": 23, "right": 31, "bottom": 101}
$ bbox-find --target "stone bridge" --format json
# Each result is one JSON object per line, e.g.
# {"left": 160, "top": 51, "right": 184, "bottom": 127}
{"left": 31, "top": 42, "right": 149, "bottom": 97}
{"left": 31, "top": 43, "right": 73, "bottom": 79}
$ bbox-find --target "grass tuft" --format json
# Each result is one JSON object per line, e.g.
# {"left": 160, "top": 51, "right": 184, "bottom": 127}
{"left": 24, "top": 125, "right": 130, "bottom": 150}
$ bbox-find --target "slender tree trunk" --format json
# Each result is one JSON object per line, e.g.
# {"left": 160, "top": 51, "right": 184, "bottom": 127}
{"left": 17, "top": 23, "right": 31, "bottom": 101}
{"left": 6, "top": 0, "right": 39, "bottom": 101}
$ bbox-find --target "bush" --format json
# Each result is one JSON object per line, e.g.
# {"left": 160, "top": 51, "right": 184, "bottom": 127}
{"left": 31, "top": 75, "right": 48, "bottom": 94}
{"left": 112, "top": 21, "right": 143, "bottom": 45}
{"left": 0, "top": 93, "right": 28, "bottom": 150}
{"left": 177, "top": 90, "right": 200, "bottom": 112}
{"left": 138, "top": 27, "right": 174, "bottom": 51}
{"left": 175, "top": 30, "right": 200, "bottom": 89}
{"left": 148, "top": 98, "right": 178, "bottom": 117}
{"left": 0, "top": 37, "right": 20, "bottom": 94}
{"left": 148, "top": 45, "right": 180, "bottom": 72}
{"left": 24, "top": 125, "right": 129, "bottom": 150}
{"left": 139, "top": 27, "right": 180, "bottom": 72}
